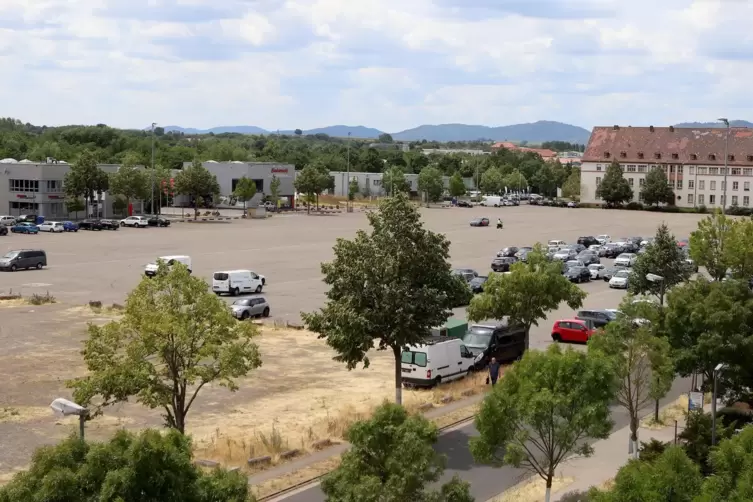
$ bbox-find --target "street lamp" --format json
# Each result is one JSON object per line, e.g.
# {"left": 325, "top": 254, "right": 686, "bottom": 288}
{"left": 719, "top": 118, "right": 730, "bottom": 214}
{"left": 50, "top": 398, "right": 88, "bottom": 440}
{"left": 346, "top": 131, "right": 351, "bottom": 206}
{"left": 712, "top": 363, "right": 727, "bottom": 445}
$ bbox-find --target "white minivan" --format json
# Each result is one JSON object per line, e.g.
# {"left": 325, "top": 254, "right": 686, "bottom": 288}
{"left": 480, "top": 195, "right": 502, "bottom": 207}
{"left": 212, "top": 270, "right": 264, "bottom": 296}
{"left": 401, "top": 338, "right": 476, "bottom": 388}
{"left": 144, "top": 255, "right": 192, "bottom": 277}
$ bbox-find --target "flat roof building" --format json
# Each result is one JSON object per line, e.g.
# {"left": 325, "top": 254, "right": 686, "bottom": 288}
{"left": 330, "top": 171, "right": 476, "bottom": 197}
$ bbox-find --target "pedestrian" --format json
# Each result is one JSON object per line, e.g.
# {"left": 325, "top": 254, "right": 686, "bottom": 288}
{"left": 488, "top": 357, "right": 500, "bottom": 386}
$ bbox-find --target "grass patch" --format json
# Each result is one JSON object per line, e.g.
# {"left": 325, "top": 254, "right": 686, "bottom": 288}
{"left": 641, "top": 394, "right": 690, "bottom": 430}
{"left": 251, "top": 456, "right": 342, "bottom": 500}
{"left": 27, "top": 291, "right": 56, "bottom": 305}
{"left": 490, "top": 475, "right": 574, "bottom": 502}
{"left": 0, "top": 406, "right": 51, "bottom": 424}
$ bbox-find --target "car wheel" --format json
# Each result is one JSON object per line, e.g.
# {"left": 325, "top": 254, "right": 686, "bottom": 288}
{"left": 241, "top": 311, "right": 250, "bottom": 320}
{"left": 255, "top": 285, "right": 262, "bottom": 293}
{"left": 552, "top": 333, "right": 561, "bottom": 342}
{"left": 10, "top": 264, "right": 16, "bottom": 272}
{"left": 36, "top": 262, "right": 43, "bottom": 269}
{"left": 120, "top": 222, "right": 125, "bottom": 227}
{"left": 434, "top": 376, "right": 443, "bottom": 387}
{"left": 262, "top": 307, "right": 270, "bottom": 317}
{"left": 232, "top": 287, "right": 239, "bottom": 296}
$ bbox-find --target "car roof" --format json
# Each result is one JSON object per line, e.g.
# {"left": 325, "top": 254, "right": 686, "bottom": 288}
{"left": 216, "top": 269, "right": 251, "bottom": 274}
{"left": 558, "top": 318, "right": 587, "bottom": 324}
{"left": 160, "top": 255, "right": 190, "bottom": 260}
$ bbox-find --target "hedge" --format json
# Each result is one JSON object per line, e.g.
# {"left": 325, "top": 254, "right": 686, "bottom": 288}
{"left": 566, "top": 203, "right": 716, "bottom": 214}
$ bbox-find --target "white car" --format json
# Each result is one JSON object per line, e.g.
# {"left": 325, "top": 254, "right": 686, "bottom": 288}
{"left": 588, "top": 263, "right": 605, "bottom": 279}
{"left": 0, "top": 215, "right": 16, "bottom": 226}
{"left": 145, "top": 255, "right": 192, "bottom": 277}
{"left": 38, "top": 221, "right": 65, "bottom": 232}
{"left": 120, "top": 216, "right": 149, "bottom": 228}
{"left": 609, "top": 270, "right": 630, "bottom": 289}
{"left": 596, "top": 235, "right": 611, "bottom": 245}
{"left": 553, "top": 249, "right": 576, "bottom": 261}
{"left": 614, "top": 253, "right": 637, "bottom": 267}
{"left": 588, "top": 244, "right": 606, "bottom": 257}
{"left": 548, "top": 239, "right": 567, "bottom": 247}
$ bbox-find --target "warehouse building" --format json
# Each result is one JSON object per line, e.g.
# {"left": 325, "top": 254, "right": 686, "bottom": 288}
{"left": 329, "top": 171, "right": 476, "bottom": 197}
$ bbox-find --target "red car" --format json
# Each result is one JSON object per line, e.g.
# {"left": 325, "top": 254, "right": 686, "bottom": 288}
{"left": 470, "top": 217, "right": 490, "bottom": 227}
{"left": 551, "top": 319, "right": 596, "bottom": 343}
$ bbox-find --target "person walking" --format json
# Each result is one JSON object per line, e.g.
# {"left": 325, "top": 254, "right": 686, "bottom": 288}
{"left": 488, "top": 357, "right": 500, "bottom": 386}
{"left": 496, "top": 218, "right": 503, "bottom": 229}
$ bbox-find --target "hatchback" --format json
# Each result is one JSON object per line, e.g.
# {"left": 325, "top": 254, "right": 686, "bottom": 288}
{"left": 230, "top": 297, "right": 270, "bottom": 319}
{"left": 11, "top": 222, "right": 39, "bottom": 234}
{"left": 551, "top": 319, "right": 596, "bottom": 343}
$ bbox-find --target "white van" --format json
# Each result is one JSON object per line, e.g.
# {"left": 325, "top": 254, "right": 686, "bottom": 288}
{"left": 401, "top": 338, "right": 476, "bottom": 388}
{"left": 480, "top": 196, "right": 502, "bottom": 207}
{"left": 212, "top": 270, "right": 264, "bottom": 296}
{"left": 144, "top": 255, "right": 192, "bottom": 277}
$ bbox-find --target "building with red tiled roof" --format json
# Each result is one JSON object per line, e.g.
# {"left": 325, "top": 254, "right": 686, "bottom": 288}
{"left": 581, "top": 125, "right": 753, "bottom": 208}
{"left": 491, "top": 142, "right": 559, "bottom": 161}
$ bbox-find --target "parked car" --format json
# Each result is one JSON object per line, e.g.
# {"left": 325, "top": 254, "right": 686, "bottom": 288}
{"left": 551, "top": 319, "right": 596, "bottom": 343}
{"left": 609, "top": 269, "right": 631, "bottom": 289}
{"left": 38, "top": 221, "right": 65, "bottom": 233}
{"left": 470, "top": 217, "right": 490, "bottom": 227}
{"left": 100, "top": 219, "right": 120, "bottom": 230}
{"left": 144, "top": 255, "right": 192, "bottom": 277}
{"left": 564, "top": 265, "right": 591, "bottom": 283}
{"left": 596, "top": 234, "right": 611, "bottom": 245}
{"left": 600, "top": 266, "right": 626, "bottom": 281}
{"left": 553, "top": 248, "right": 577, "bottom": 261}
{"left": 684, "top": 257, "right": 699, "bottom": 273}
{"left": 147, "top": 215, "right": 171, "bottom": 227}
{"left": 462, "top": 319, "right": 527, "bottom": 369}
{"left": 401, "top": 338, "right": 475, "bottom": 388}
{"left": 576, "top": 309, "right": 618, "bottom": 328}
{"left": 212, "top": 270, "right": 264, "bottom": 296}
{"left": 677, "top": 238, "right": 689, "bottom": 248}
{"left": 0, "top": 249, "right": 47, "bottom": 271}
{"left": 577, "top": 250, "right": 600, "bottom": 265}
{"left": 577, "top": 236, "right": 600, "bottom": 247}
{"left": 18, "top": 214, "right": 39, "bottom": 224}
{"left": 0, "top": 215, "right": 16, "bottom": 226}
{"left": 641, "top": 238, "right": 654, "bottom": 247}
{"left": 78, "top": 219, "right": 103, "bottom": 231}
{"left": 567, "top": 201, "right": 578, "bottom": 208}
{"left": 588, "top": 244, "right": 607, "bottom": 257}
{"left": 11, "top": 222, "right": 39, "bottom": 234}
{"left": 120, "top": 216, "right": 149, "bottom": 228}
{"left": 497, "top": 246, "right": 519, "bottom": 258}
{"left": 602, "top": 243, "right": 624, "bottom": 258}
{"left": 230, "top": 297, "right": 270, "bottom": 319}
{"left": 452, "top": 269, "right": 478, "bottom": 282}
{"left": 469, "top": 275, "right": 488, "bottom": 294}
{"left": 548, "top": 239, "right": 567, "bottom": 247}
{"left": 0, "top": 225, "right": 7, "bottom": 236}
{"left": 614, "top": 253, "right": 638, "bottom": 267}
{"left": 62, "top": 221, "right": 79, "bottom": 232}
{"left": 491, "top": 256, "right": 517, "bottom": 273}
{"left": 563, "top": 259, "right": 585, "bottom": 271}
{"left": 588, "top": 263, "right": 606, "bottom": 279}
{"left": 618, "top": 239, "right": 640, "bottom": 253}
{"left": 457, "top": 199, "right": 472, "bottom": 208}
{"left": 566, "top": 243, "right": 587, "bottom": 253}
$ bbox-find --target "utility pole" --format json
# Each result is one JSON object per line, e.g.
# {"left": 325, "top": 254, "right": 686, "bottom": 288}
{"left": 720, "top": 118, "right": 730, "bottom": 214}
{"left": 151, "top": 122, "right": 156, "bottom": 214}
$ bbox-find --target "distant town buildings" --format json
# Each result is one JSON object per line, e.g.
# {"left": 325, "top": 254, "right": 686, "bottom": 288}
{"left": 491, "top": 141, "right": 559, "bottom": 162}
{"left": 421, "top": 148, "right": 489, "bottom": 156}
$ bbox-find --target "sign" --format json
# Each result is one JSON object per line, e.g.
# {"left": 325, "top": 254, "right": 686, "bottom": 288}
{"left": 48, "top": 195, "right": 62, "bottom": 199}
{"left": 271, "top": 167, "right": 289, "bottom": 174}
{"left": 688, "top": 391, "right": 704, "bottom": 411}
{"left": 16, "top": 194, "right": 36, "bottom": 199}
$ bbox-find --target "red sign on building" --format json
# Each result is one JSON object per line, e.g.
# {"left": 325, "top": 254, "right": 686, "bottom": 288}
{"left": 271, "top": 168, "right": 289, "bottom": 174}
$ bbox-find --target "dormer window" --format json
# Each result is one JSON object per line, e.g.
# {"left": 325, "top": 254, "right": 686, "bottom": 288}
{"left": 671, "top": 153, "right": 679, "bottom": 160}
{"left": 620, "top": 151, "right": 627, "bottom": 158}
{"left": 604, "top": 151, "right": 611, "bottom": 159}
{"left": 747, "top": 155, "right": 753, "bottom": 162}
{"left": 691, "top": 154, "right": 698, "bottom": 160}
{"left": 637, "top": 152, "right": 644, "bottom": 159}
{"left": 709, "top": 154, "right": 716, "bottom": 161}
{"left": 654, "top": 152, "right": 662, "bottom": 160}
{"left": 729, "top": 155, "right": 735, "bottom": 161}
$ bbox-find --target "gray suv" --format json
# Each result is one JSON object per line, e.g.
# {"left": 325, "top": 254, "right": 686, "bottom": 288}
{"left": 230, "top": 297, "right": 270, "bottom": 319}
{"left": 0, "top": 249, "right": 47, "bottom": 271}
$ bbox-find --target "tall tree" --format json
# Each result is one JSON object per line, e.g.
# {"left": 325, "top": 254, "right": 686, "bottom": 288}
{"left": 502, "top": 169, "right": 527, "bottom": 193}
{"left": 725, "top": 217, "right": 753, "bottom": 280}
{"left": 480, "top": 166, "right": 504, "bottom": 194}
{"left": 173, "top": 159, "right": 221, "bottom": 220}
{"left": 0, "top": 429, "right": 251, "bottom": 502}
{"left": 348, "top": 178, "right": 359, "bottom": 202}
{"left": 378, "top": 133, "right": 394, "bottom": 143}
{"left": 697, "top": 426, "right": 753, "bottom": 501}
{"left": 629, "top": 223, "right": 690, "bottom": 305}
{"left": 321, "top": 402, "right": 474, "bottom": 502}
{"left": 109, "top": 162, "right": 148, "bottom": 217}
{"left": 471, "top": 344, "right": 615, "bottom": 502}
{"left": 233, "top": 176, "right": 257, "bottom": 212}
{"left": 561, "top": 169, "right": 581, "bottom": 200}
{"left": 689, "top": 211, "right": 734, "bottom": 282}
{"left": 64, "top": 150, "right": 109, "bottom": 217}
{"left": 641, "top": 166, "right": 675, "bottom": 206}
{"left": 302, "top": 193, "right": 470, "bottom": 404}
{"left": 418, "top": 165, "right": 444, "bottom": 204}
{"left": 65, "top": 197, "right": 85, "bottom": 220}
{"left": 595, "top": 161, "right": 633, "bottom": 207}
{"left": 467, "top": 245, "right": 587, "bottom": 350}
{"left": 269, "top": 174, "right": 281, "bottom": 209}
{"left": 68, "top": 262, "right": 262, "bottom": 434}
{"left": 382, "top": 166, "right": 410, "bottom": 195}
{"left": 588, "top": 297, "right": 675, "bottom": 458}
{"left": 448, "top": 172, "right": 466, "bottom": 197}
{"left": 294, "top": 164, "right": 328, "bottom": 213}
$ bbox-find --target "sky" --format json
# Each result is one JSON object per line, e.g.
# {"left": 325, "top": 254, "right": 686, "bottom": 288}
{"left": 1, "top": 0, "right": 753, "bottom": 132}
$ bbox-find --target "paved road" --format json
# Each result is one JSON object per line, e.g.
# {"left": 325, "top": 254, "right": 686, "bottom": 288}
{"left": 275, "top": 377, "right": 691, "bottom": 502}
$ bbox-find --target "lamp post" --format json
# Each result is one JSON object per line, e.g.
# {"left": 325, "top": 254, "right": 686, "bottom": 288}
{"left": 646, "top": 273, "right": 665, "bottom": 421}
{"left": 151, "top": 122, "right": 157, "bottom": 214}
{"left": 346, "top": 131, "right": 351, "bottom": 204}
{"left": 712, "top": 363, "right": 727, "bottom": 446}
{"left": 719, "top": 118, "right": 730, "bottom": 214}
{"left": 50, "top": 398, "right": 88, "bottom": 440}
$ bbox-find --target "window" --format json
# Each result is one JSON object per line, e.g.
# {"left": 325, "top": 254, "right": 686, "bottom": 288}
{"left": 655, "top": 152, "right": 662, "bottom": 159}
{"left": 709, "top": 167, "right": 719, "bottom": 175}
{"left": 691, "top": 154, "right": 698, "bottom": 160}
{"left": 710, "top": 195, "right": 716, "bottom": 205}
{"left": 689, "top": 167, "right": 695, "bottom": 175}
{"left": 626, "top": 165, "right": 636, "bottom": 172}
{"left": 639, "top": 178, "right": 646, "bottom": 187}
{"left": 698, "top": 167, "right": 708, "bottom": 175}
{"left": 699, "top": 180, "right": 705, "bottom": 190}
{"left": 46, "top": 180, "right": 63, "bottom": 192}
{"left": 677, "top": 166, "right": 683, "bottom": 174}
{"left": 733, "top": 181, "right": 739, "bottom": 191}
{"left": 721, "top": 168, "right": 728, "bottom": 175}
{"left": 669, "top": 180, "right": 676, "bottom": 188}
{"left": 746, "top": 182, "right": 750, "bottom": 191}
{"left": 50, "top": 203, "right": 62, "bottom": 215}
{"left": 9, "top": 179, "right": 40, "bottom": 192}
{"left": 596, "top": 164, "right": 602, "bottom": 171}
{"left": 677, "top": 180, "right": 683, "bottom": 189}
{"left": 711, "top": 181, "right": 717, "bottom": 190}
{"left": 373, "top": 179, "right": 381, "bottom": 186}
{"left": 638, "top": 191, "right": 644, "bottom": 201}
{"left": 401, "top": 351, "right": 427, "bottom": 367}
{"left": 745, "top": 196, "right": 750, "bottom": 207}
{"left": 745, "top": 169, "right": 752, "bottom": 176}
{"left": 688, "top": 194, "right": 695, "bottom": 205}
{"left": 596, "top": 177, "right": 602, "bottom": 186}
{"left": 604, "top": 151, "right": 611, "bottom": 159}
{"left": 732, "top": 196, "right": 739, "bottom": 205}
{"left": 638, "top": 152, "right": 644, "bottom": 159}
{"left": 638, "top": 165, "right": 647, "bottom": 173}
{"left": 709, "top": 154, "right": 716, "bottom": 161}
{"left": 698, "top": 194, "right": 705, "bottom": 205}
{"left": 620, "top": 152, "right": 627, "bottom": 158}
{"left": 672, "top": 153, "right": 679, "bottom": 159}
{"left": 688, "top": 180, "right": 695, "bottom": 189}
{"left": 628, "top": 178, "right": 634, "bottom": 187}
{"left": 732, "top": 168, "right": 741, "bottom": 175}
{"left": 729, "top": 155, "right": 736, "bottom": 161}
{"left": 670, "top": 165, "right": 675, "bottom": 173}
{"left": 748, "top": 155, "right": 753, "bottom": 162}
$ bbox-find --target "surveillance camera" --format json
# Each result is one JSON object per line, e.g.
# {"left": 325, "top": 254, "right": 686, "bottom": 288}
{"left": 50, "top": 398, "right": 87, "bottom": 416}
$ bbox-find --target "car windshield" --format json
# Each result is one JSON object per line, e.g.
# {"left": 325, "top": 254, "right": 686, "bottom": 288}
{"left": 2, "top": 251, "right": 19, "bottom": 259}
{"left": 463, "top": 329, "right": 492, "bottom": 347}
{"left": 588, "top": 264, "right": 601, "bottom": 270}
{"left": 232, "top": 299, "right": 253, "bottom": 307}
{"left": 615, "top": 271, "right": 630, "bottom": 278}
{"left": 470, "top": 277, "right": 487, "bottom": 285}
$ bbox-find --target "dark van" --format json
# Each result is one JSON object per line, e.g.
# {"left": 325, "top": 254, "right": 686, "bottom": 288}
{"left": 0, "top": 249, "right": 47, "bottom": 271}
{"left": 462, "top": 318, "right": 527, "bottom": 369}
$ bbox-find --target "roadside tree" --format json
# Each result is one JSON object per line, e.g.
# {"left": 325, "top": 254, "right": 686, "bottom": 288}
{"left": 640, "top": 166, "right": 675, "bottom": 206}
{"left": 696, "top": 426, "right": 753, "bottom": 501}
{"left": 471, "top": 344, "right": 615, "bottom": 502}
{"left": 233, "top": 176, "right": 257, "bottom": 212}
{"left": 109, "top": 162, "right": 148, "bottom": 217}
{"left": 629, "top": 223, "right": 690, "bottom": 304}
{"left": 174, "top": 159, "right": 221, "bottom": 219}
{"left": 321, "top": 402, "right": 474, "bottom": 502}
{"left": 64, "top": 150, "right": 109, "bottom": 216}
{"left": 0, "top": 429, "right": 252, "bottom": 502}
{"left": 348, "top": 178, "right": 359, "bottom": 202}
{"left": 65, "top": 197, "right": 85, "bottom": 219}
{"left": 561, "top": 170, "right": 581, "bottom": 200}
{"left": 480, "top": 166, "right": 504, "bottom": 194}
{"left": 467, "top": 246, "right": 587, "bottom": 350}
{"left": 294, "top": 164, "right": 327, "bottom": 212}
{"left": 68, "top": 262, "right": 261, "bottom": 433}
{"left": 302, "top": 193, "right": 469, "bottom": 404}
{"left": 269, "top": 175, "right": 281, "bottom": 208}
{"left": 448, "top": 172, "right": 466, "bottom": 197}
{"left": 595, "top": 161, "right": 633, "bottom": 207}
{"left": 502, "top": 169, "right": 527, "bottom": 193}
{"left": 418, "top": 165, "right": 444, "bottom": 204}
{"left": 725, "top": 216, "right": 753, "bottom": 279}
{"left": 689, "top": 211, "right": 735, "bottom": 281}
{"left": 382, "top": 165, "right": 410, "bottom": 195}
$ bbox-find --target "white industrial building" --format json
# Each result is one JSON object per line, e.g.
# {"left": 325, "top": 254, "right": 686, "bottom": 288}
{"left": 329, "top": 171, "right": 476, "bottom": 197}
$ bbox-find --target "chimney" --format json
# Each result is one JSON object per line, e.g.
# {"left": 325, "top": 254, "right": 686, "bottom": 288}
{"left": 669, "top": 126, "right": 675, "bottom": 132}
{"left": 650, "top": 125, "right": 655, "bottom": 132}
{"left": 613, "top": 125, "right": 619, "bottom": 130}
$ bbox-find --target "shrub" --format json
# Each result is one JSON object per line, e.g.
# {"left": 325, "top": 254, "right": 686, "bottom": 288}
{"left": 28, "top": 291, "right": 56, "bottom": 305}
{"left": 626, "top": 202, "right": 644, "bottom": 211}
{"left": 559, "top": 490, "right": 593, "bottom": 502}
{"left": 717, "top": 406, "right": 753, "bottom": 428}
{"left": 639, "top": 438, "right": 671, "bottom": 463}
{"left": 697, "top": 204, "right": 707, "bottom": 213}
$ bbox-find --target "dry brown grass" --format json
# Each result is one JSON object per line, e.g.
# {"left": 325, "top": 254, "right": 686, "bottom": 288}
{"left": 490, "top": 475, "right": 574, "bottom": 502}
{"left": 0, "top": 406, "right": 51, "bottom": 424}
{"left": 642, "top": 395, "right": 690, "bottom": 430}
{"left": 251, "top": 456, "right": 343, "bottom": 500}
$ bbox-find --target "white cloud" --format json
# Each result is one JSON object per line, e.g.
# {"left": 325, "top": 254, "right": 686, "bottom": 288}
{"left": 1, "top": 0, "right": 753, "bottom": 132}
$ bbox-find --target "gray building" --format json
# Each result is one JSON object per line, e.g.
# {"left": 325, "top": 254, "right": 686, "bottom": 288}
{"left": 177, "top": 161, "right": 296, "bottom": 207}
{"left": 330, "top": 171, "right": 476, "bottom": 197}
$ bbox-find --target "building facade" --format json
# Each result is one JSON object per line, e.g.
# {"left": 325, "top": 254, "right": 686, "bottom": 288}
{"left": 581, "top": 125, "right": 753, "bottom": 208}
{"left": 330, "top": 171, "right": 476, "bottom": 197}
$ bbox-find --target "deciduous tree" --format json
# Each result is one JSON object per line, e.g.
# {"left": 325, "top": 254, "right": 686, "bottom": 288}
{"left": 65, "top": 197, "right": 85, "bottom": 219}
{"left": 174, "top": 159, "right": 221, "bottom": 219}
{"left": 348, "top": 178, "right": 359, "bottom": 202}
{"left": 595, "top": 161, "right": 633, "bottom": 207}
{"left": 689, "top": 210, "right": 735, "bottom": 282}
{"left": 641, "top": 166, "right": 675, "bottom": 206}
{"left": 467, "top": 246, "right": 587, "bottom": 350}
{"left": 378, "top": 133, "right": 394, "bottom": 143}
{"left": 302, "top": 193, "right": 469, "bottom": 404}
{"left": 233, "top": 176, "right": 257, "bottom": 212}
{"left": 561, "top": 169, "right": 581, "bottom": 200}
{"left": 503, "top": 169, "right": 527, "bottom": 193}
{"left": 64, "top": 150, "right": 109, "bottom": 216}
{"left": 109, "top": 161, "right": 149, "bottom": 217}
{"left": 629, "top": 223, "right": 690, "bottom": 304}
{"left": 471, "top": 344, "right": 615, "bottom": 502}
{"left": 448, "top": 172, "right": 466, "bottom": 197}
{"left": 269, "top": 174, "right": 281, "bottom": 208}
{"left": 382, "top": 165, "right": 410, "bottom": 195}
{"left": 294, "top": 163, "right": 330, "bottom": 212}
{"left": 480, "top": 166, "right": 503, "bottom": 194}
{"left": 321, "top": 402, "right": 474, "bottom": 502}
{"left": 68, "top": 262, "right": 262, "bottom": 434}
{"left": 418, "top": 165, "right": 444, "bottom": 204}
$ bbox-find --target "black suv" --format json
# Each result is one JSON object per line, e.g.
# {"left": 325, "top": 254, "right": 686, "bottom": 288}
{"left": 491, "top": 256, "right": 517, "bottom": 272}
{"left": 497, "top": 247, "right": 519, "bottom": 258}
{"left": 79, "top": 219, "right": 104, "bottom": 231}
{"left": 100, "top": 219, "right": 120, "bottom": 230}
{"left": 462, "top": 319, "right": 527, "bottom": 369}
{"left": 576, "top": 309, "right": 618, "bottom": 328}
{"left": 577, "top": 236, "right": 600, "bottom": 247}
{"left": 148, "top": 215, "right": 172, "bottom": 227}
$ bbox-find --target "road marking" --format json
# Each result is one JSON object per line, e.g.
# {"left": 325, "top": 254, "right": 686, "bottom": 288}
{"left": 22, "top": 283, "right": 52, "bottom": 287}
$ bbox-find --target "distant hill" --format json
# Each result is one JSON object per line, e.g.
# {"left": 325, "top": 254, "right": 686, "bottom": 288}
{"left": 161, "top": 120, "right": 590, "bottom": 143}
{"left": 674, "top": 120, "right": 753, "bottom": 128}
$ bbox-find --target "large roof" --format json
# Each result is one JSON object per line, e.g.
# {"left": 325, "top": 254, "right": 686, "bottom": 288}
{"left": 583, "top": 126, "right": 753, "bottom": 166}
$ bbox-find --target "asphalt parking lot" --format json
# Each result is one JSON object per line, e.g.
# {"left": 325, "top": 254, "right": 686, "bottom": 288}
{"left": 0, "top": 206, "right": 707, "bottom": 350}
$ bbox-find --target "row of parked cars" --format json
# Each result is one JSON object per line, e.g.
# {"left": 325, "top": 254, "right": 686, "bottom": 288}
{"left": 0, "top": 215, "right": 172, "bottom": 235}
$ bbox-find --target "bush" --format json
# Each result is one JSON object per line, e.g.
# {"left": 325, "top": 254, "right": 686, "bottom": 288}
{"left": 626, "top": 202, "right": 644, "bottom": 211}
{"left": 639, "top": 438, "right": 670, "bottom": 463}
{"left": 717, "top": 406, "right": 753, "bottom": 428}
{"left": 727, "top": 206, "right": 753, "bottom": 216}
{"left": 28, "top": 291, "right": 56, "bottom": 305}
{"left": 646, "top": 205, "right": 681, "bottom": 213}
{"left": 559, "top": 490, "right": 593, "bottom": 502}
{"left": 698, "top": 204, "right": 707, "bottom": 213}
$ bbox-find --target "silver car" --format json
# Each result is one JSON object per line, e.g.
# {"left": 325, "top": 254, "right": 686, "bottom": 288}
{"left": 553, "top": 249, "right": 576, "bottom": 261}
{"left": 577, "top": 251, "right": 600, "bottom": 265}
{"left": 231, "top": 297, "right": 270, "bottom": 320}
{"left": 614, "top": 253, "right": 637, "bottom": 267}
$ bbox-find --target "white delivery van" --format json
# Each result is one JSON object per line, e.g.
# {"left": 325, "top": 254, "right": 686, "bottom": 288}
{"left": 212, "top": 270, "right": 264, "bottom": 296}
{"left": 144, "top": 255, "right": 192, "bottom": 277}
{"left": 480, "top": 195, "right": 502, "bottom": 207}
{"left": 401, "top": 338, "right": 476, "bottom": 388}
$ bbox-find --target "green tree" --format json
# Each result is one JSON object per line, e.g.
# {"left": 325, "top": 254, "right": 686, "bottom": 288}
{"left": 67, "top": 262, "right": 262, "bottom": 433}
{"left": 588, "top": 297, "right": 675, "bottom": 458}
{"left": 378, "top": 133, "right": 394, "bottom": 143}
{"left": 321, "top": 402, "right": 474, "bottom": 502}
{"left": 641, "top": 166, "right": 675, "bottom": 206}
{"left": 64, "top": 150, "right": 109, "bottom": 217}
{"left": 269, "top": 174, "right": 281, "bottom": 209}
{"left": 689, "top": 211, "right": 737, "bottom": 282}
{"left": 697, "top": 426, "right": 753, "bottom": 501}
{"left": 726, "top": 217, "right": 753, "bottom": 280}
{"left": 418, "top": 165, "right": 444, "bottom": 204}
{"left": 109, "top": 163, "right": 149, "bottom": 217}
{"left": 448, "top": 172, "right": 466, "bottom": 197}
{"left": 382, "top": 166, "right": 410, "bottom": 195}
{"left": 0, "top": 429, "right": 252, "bottom": 502}
{"left": 174, "top": 159, "right": 221, "bottom": 220}
{"left": 65, "top": 197, "right": 85, "bottom": 219}
{"left": 294, "top": 128, "right": 303, "bottom": 136}
{"left": 302, "top": 193, "right": 469, "bottom": 404}
{"left": 502, "top": 169, "right": 527, "bottom": 193}
{"left": 595, "top": 161, "right": 633, "bottom": 207}
{"left": 348, "top": 178, "right": 359, "bottom": 202}
{"left": 679, "top": 411, "right": 736, "bottom": 475}
{"left": 471, "top": 344, "right": 615, "bottom": 502}
{"left": 629, "top": 223, "right": 691, "bottom": 304}
{"left": 561, "top": 169, "right": 581, "bottom": 200}
{"left": 294, "top": 164, "right": 329, "bottom": 213}
{"left": 480, "top": 166, "right": 504, "bottom": 194}
{"left": 467, "top": 246, "right": 587, "bottom": 350}
{"left": 532, "top": 162, "right": 556, "bottom": 196}
{"left": 233, "top": 176, "right": 257, "bottom": 212}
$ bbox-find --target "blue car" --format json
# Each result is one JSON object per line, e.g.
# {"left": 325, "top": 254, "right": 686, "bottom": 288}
{"left": 62, "top": 221, "right": 79, "bottom": 232}
{"left": 11, "top": 222, "right": 39, "bottom": 234}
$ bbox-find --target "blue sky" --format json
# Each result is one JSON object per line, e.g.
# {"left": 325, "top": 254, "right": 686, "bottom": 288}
{"left": 1, "top": 0, "right": 752, "bottom": 132}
